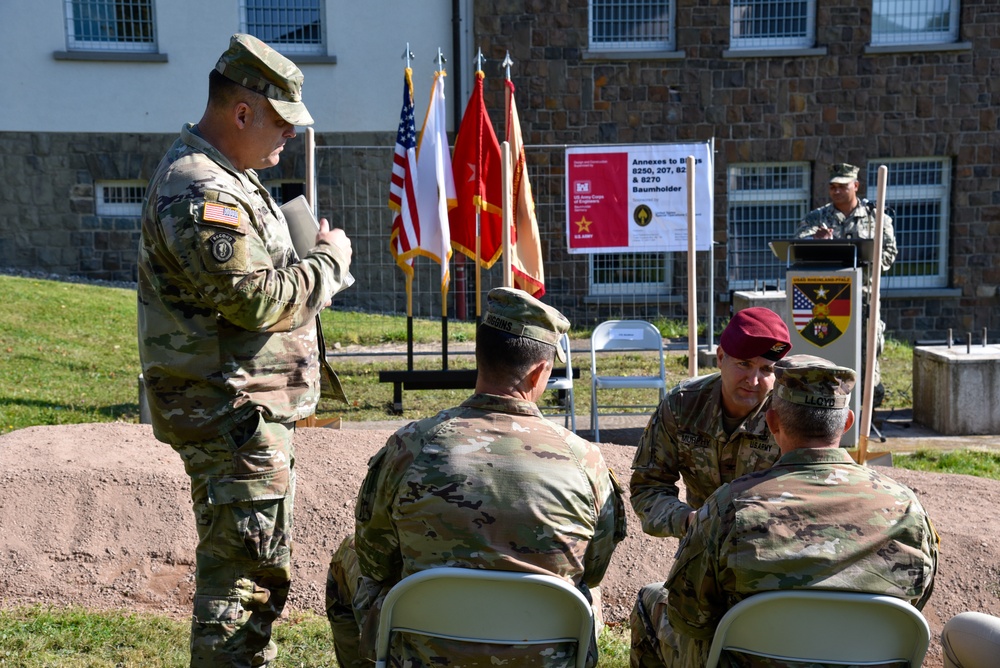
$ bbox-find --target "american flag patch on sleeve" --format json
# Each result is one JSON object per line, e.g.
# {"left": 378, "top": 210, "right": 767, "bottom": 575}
{"left": 202, "top": 202, "right": 241, "bottom": 228}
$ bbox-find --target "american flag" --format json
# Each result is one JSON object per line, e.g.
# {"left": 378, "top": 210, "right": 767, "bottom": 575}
{"left": 388, "top": 68, "right": 420, "bottom": 275}
{"left": 203, "top": 202, "right": 240, "bottom": 227}
{"left": 792, "top": 284, "right": 815, "bottom": 329}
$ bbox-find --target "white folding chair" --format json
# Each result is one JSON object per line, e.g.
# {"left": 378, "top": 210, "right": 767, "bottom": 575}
{"left": 589, "top": 320, "right": 667, "bottom": 442}
{"left": 374, "top": 567, "right": 594, "bottom": 668}
{"left": 543, "top": 333, "right": 576, "bottom": 431}
{"left": 705, "top": 590, "right": 931, "bottom": 668}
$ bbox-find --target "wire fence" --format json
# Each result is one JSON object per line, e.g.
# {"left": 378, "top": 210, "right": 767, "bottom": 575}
{"left": 314, "top": 144, "right": 717, "bottom": 350}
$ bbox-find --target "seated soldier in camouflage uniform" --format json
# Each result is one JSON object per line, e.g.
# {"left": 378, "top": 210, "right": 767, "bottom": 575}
{"left": 630, "top": 355, "right": 939, "bottom": 668}
{"left": 630, "top": 307, "right": 792, "bottom": 541}
{"left": 325, "top": 287, "right": 627, "bottom": 668}
{"left": 796, "top": 162, "right": 898, "bottom": 406}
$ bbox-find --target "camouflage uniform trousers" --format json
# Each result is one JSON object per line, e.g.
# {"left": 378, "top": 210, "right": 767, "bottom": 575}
{"left": 629, "top": 583, "right": 708, "bottom": 668}
{"left": 325, "top": 536, "right": 390, "bottom": 668}
{"left": 172, "top": 413, "right": 296, "bottom": 668}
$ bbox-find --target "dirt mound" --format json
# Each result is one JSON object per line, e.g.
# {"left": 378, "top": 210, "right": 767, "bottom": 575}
{"left": 1, "top": 422, "right": 997, "bottom": 667}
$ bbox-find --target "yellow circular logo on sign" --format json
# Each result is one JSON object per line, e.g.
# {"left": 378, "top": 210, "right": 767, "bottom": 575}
{"left": 633, "top": 205, "right": 653, "bottom": 227}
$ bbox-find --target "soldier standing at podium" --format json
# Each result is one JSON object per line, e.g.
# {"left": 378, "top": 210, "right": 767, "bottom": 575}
{"left": 796, "top": 162, "right": 898, "bottom": 405}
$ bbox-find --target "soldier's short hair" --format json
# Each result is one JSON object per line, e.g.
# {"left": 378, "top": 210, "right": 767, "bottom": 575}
{"left": 476, "top": 324, "right": 554, "bottom": 383}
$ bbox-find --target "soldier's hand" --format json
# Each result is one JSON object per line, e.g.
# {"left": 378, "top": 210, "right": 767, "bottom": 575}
{"left": 316, "top": 218, "right": 353, "bottom": 261}
{"left": 813, "top": 226, "right": 833, "bottom": 240}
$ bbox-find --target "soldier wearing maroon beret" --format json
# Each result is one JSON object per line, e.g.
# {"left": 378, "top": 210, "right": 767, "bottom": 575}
{"left": 629, "top": 306, "right": 792, "bottom": 540}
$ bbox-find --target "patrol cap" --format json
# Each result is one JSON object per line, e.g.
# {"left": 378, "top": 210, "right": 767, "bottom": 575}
{"left": 215, "top": 33, "right": 314, "bottom": 126}
{"left": 829, "top": 163, "right": 860, "bottom": 184}
{"left": 774, "top": 354, "right": 856, "bottom": 409}
{"left": 719, "top": 307, "right": 791, "bottom": 362}
{"left": 482, "top": 287, "right": 570, "bottom": 362}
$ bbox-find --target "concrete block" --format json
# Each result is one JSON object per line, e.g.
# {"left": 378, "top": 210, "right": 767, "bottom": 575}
{"left": 732, "top": 289, "right": 789, "bottom": 322}
{"left": 913, "top": 345, "right": 1000, "bottom": 435}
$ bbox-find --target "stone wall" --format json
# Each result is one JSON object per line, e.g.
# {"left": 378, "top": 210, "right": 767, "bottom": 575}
{"left": 471, "top": 0, "right": 1000, "bottom": 341}
{"left": 2, "top": 0, "right": 999, "bottom": 342}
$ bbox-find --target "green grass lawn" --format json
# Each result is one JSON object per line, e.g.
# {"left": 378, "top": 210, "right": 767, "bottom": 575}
{"left": 0, "top": 273, "right": 918, "bottom": 432}
{"left": 0, "top": 606, "right": 631, "bottom": 668}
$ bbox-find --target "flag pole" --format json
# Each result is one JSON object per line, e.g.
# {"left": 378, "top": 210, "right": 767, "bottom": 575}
{"left": 502, "top": 140, "right": 513, "bottom": 287}
{"left": 502, "top": 52, "right": 514, "bottom": 289}
{"left": 305, "top": 127, "right": 316, "bottom": 213}
{"left": 687, "top": 155, "right": 698, "bottom": 378}
{"left": 858, "top": 165, "right": 888, "bottom": 465}
{"left": 474, "top": 215, "right": 482, "bottom": 321}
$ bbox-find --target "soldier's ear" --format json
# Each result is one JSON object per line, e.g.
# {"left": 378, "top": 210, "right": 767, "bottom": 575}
{"left": 234, "top": 101, "right": 253, "bottom": 130}
{"left": 842, "top": 409, "right": 855, "bottom": 435}
{"left": 765, "top": 407, "right": 781, "bottom": 438}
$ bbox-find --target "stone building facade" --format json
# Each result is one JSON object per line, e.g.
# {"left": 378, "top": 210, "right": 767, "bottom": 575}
{"left": 470, "top": 0, "right": 998, "bottom": 341}
{"left": 1, "top": 0, "right": 997, "bottom": 342}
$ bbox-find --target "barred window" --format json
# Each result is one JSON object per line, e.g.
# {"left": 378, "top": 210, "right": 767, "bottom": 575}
{"left": 266, "top": 181, "right": 306, "bottom": 206}
{"left": 589, "top": 0, "right": 675, "bottom": 51}
{"left": 730, "top": 0, "right": 815, "bottom": 49}
{"left": 866, "top": 159, "right": 950, "bottom": 289}
{"left": 64, "top": 0, "right": 156, "bottom": 52}
{"left": 96, "top": 181, "right": 145, "bottom": 216}
{"left": 871, "top": 0, "right": 960, "bottom": 46}
{"left": 726, "top": 163, "right": 811, "bottom": 290}
{"left": 240, "top": 0, "right": 324, "bottom": 55}
{"left": 589, "top": 252, "right": 673, "bottom": 296}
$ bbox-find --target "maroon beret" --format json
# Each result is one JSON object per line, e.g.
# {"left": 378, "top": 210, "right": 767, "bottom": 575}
{"left": 720, "top": 307, "right": 792, "bottom": 362}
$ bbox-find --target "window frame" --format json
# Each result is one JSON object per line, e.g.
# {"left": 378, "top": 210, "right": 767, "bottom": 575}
{"left": 866, "top": 158, "right": 951, "bottom": 290}
{"left": 729, "top": 0, "right": 816, "bottom": 51}
{"left": 870, "top": 0, "right": 960, "bottom": 47}
{"left": 239, "top": 0, "right": 327, "bottom": 56}
{"left": 588, "top": 252, "right": 674, "bottom": 296}
{"left": 726, "top": 162, "right": 812, "bottom": 291}
{"left": 588, "top": 0, "right": 676, "bottom": 53}
{"left": 95, "top": 180, "right": 146, "bottom": 216}
{"left": 64, "top": 0, "right": 158, "bottom": 53}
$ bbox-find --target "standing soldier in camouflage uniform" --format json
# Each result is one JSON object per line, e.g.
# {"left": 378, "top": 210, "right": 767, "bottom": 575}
{"left": 630, "top": 307, "right": 792, "bottom": 541}
{"left": 325, "top": 287, "right": 626, "bottom": 668}
{"left": 630, "top": 355, "right": 938, "bottom": 667}
{"left": 137, "top": 34, "right": 353, "bottom": 667}
{"left": 796, "top": 162, "right": 898, "bottom": 406}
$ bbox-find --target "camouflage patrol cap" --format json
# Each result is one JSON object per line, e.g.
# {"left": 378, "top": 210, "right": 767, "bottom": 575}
{"left": 215, "top": 33, "right": 314, "bottom": 126}
{"left": 720, "top": 307, "right": 791, "bottom": 362}
{"left": 829, "top": 163, "right": 860, "bottom": 184}
{"left": 774, "top": 354, "right": 856, "bottom": 409}
{"left": 482, "top": 287, "right": 570, "bottom": 362}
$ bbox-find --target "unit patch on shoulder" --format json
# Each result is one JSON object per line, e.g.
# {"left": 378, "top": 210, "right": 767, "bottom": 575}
{"left": 202, "top": 201, "right": 241, "bottom": 228}
{"left": 209, "top": 233, "right": 236, "bottom": 262}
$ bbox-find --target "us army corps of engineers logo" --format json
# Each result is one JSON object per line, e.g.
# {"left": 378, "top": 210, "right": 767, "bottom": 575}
{"left": 791, "top": 275, "right": 853, "bottom": 347}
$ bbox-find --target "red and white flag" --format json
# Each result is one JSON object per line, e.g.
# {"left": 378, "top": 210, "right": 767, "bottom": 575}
{"left": 450, "top": 70, "right": 502, "bottom": 268}
{"left": 505, "top": 79, "right": 545, "bottom": 297}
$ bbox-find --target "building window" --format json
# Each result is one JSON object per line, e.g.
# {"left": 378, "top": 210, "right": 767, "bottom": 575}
{"left": 730, "top": 0, "right": 814, "bottom": 49}
{"left": 589, "top": 252, "right": 672, "bottom": 296}
{"left": 867, "top": 159, "right": 950, "bottom": 289}
{"left": 240, "top": 0, "right": 324, "bottom": 55}
{"left": 96, "top": 181, "right": 145, "bottom": 216}
{"left": 64, "top": 0, "right": 156, "bottom": 52}
{"left": 266, "top": 181, "right": 306, "bottom": 206}
{"left": 726, "top": 163, "right": 811, "bottom": 290}
{"left": 871, "top": 0, "right": 959, "bottom": 46}
{"left": 589, "top": 0, "right": 675, "bottom": 51}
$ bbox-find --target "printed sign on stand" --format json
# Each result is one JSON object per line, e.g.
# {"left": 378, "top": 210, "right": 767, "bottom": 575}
{"left": 564, "top": 143, "right": 713, "bottom": 254}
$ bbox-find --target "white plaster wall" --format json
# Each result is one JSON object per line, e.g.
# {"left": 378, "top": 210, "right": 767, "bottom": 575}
{"left": 0, "top": 1, "right": 461, "bottom": 133}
